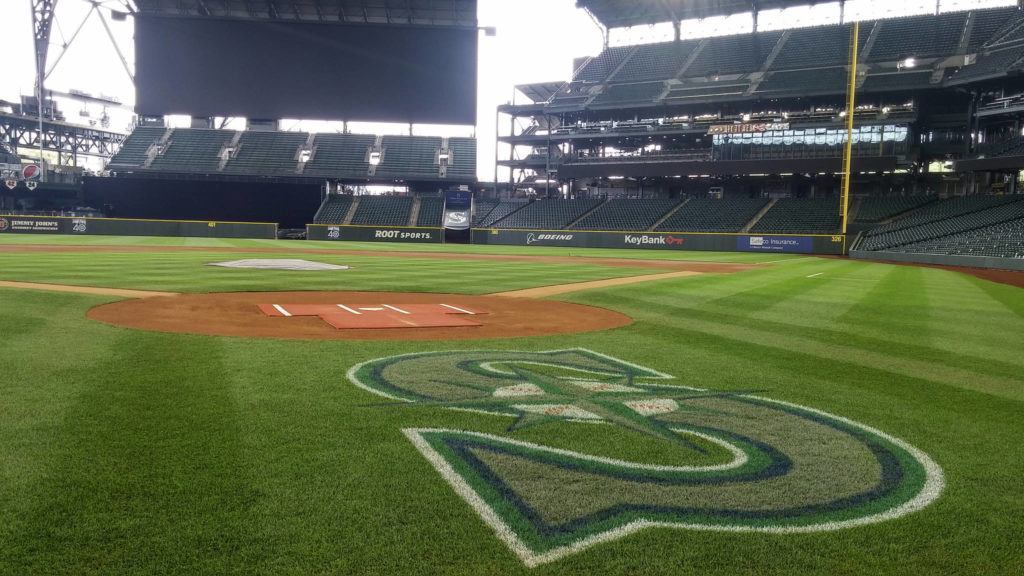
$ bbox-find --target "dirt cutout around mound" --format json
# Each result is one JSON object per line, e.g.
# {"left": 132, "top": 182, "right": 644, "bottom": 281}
{"left": 87, "top": 291, "right": 634, "bottom": 341}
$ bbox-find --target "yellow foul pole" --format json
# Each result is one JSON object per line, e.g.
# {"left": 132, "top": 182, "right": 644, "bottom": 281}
{"left": 841, "top": 22, "right": 860, "bottom": 235}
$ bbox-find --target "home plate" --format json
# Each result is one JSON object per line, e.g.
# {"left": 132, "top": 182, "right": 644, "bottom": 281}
{"left": 258, "top": 302, "right": 487, "bottom": 329}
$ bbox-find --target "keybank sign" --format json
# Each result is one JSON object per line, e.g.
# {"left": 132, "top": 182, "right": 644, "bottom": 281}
{"left": 624, "top": 234, "right": 683, "bottom": 246}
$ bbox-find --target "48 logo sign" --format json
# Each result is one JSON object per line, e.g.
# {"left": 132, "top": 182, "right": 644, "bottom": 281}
{"left": 348, "top": 349, "right": 944, "bottom": 567}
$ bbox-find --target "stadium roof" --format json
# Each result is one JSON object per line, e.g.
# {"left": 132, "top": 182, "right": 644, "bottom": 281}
{"left": 133, "top": 0, "right": 477, "bottom": 27}
{"left": 577, "top": 0, "right": 843, "bottom": 29}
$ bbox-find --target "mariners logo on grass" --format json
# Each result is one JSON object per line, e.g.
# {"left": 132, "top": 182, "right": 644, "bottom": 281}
{"left": 348, "top": 349, "right": 944, "bottom": 567}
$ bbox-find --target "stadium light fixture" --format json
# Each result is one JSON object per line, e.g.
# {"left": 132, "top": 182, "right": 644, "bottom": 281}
{"left": 901, "top": 57, "right": 917, "bottom": 69}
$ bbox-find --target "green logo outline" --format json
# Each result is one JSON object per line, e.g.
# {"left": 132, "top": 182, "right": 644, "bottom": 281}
{"left": 348, "top": 348, "right": 944, "bottom": 567}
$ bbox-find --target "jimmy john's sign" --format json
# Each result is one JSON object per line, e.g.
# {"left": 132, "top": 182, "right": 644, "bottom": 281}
{"left": 707, "top": 122, "right": 789, "bottom": 135}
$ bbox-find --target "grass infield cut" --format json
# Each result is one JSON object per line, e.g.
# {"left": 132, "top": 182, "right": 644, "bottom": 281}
{"left": 0, "top": 236, "right": 1022, "bottom": 575}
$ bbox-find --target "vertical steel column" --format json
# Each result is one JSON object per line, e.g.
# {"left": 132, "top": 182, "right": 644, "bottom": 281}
{"left": 841, "top": 22, "right": 860, "bottom": 235}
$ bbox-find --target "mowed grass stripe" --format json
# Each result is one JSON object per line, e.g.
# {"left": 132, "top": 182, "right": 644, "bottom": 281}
{"left": 609, "top": 262, "right": 1024, "bottom": 373}
{"left": 5, "top": 333, "right": 262, "bottom": 574}
{"left": 747, "top": 260, "right": 889, "bottom": 328}
{"left": 566, "top": 267, "right": 1023, "bottom": 400}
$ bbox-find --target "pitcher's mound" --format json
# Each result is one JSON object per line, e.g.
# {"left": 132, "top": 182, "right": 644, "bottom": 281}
{"left": 87, "top": 291, "right": 632, "bottom": 341}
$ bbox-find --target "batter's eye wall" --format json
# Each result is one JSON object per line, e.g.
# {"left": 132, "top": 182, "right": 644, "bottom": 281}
{"left": 135, "top": 15, "right": 478, "bottom": 125}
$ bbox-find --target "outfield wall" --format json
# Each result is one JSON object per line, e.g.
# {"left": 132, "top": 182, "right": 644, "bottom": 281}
{"left": 307, "top": 224, "right": 443, "bottom": 243}
{"left": 850, "top": 250, "right": 1024, "bottom": 271}
{"left": 0, "top": 215, "right": 276, "bottom": 239}
{"left": 472, "top": 229, "right": 847, "bottom": 255}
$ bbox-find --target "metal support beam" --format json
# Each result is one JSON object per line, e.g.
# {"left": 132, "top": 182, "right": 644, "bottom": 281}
{"left": 0, "top": 113, "right": 126, "bottom": 166}
{"left": 33, "top": 0, "right": 58, "bottom": 170}
{"left": 94, "top": 4, "right": 135, "bottom": 83}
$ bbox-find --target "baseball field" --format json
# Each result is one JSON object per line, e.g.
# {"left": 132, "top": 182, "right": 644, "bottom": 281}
{"left": 0, "top": 235, "right": 1021, "bottom": 575}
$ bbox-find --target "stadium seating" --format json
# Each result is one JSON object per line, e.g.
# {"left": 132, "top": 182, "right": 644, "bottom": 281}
{"left": 769, "top": 25, "right": 855, "bottom": 70}
{"left": 107, "top": 126, "right": 167, "bottom": 168}
{"left": 517, "top": 8, "right": 1024, "bottom": 111}
{"left": 575, "top": 46, "right": 635, "bottom": 83}
{"left": 611, "top": 40, "right": 700, "bottom": 83}
{"left": 859, "top": 196, "right": 1024, "bottom": 251}
{"left": 313, "top": 194, "right": 355, "bottom": 224}
{"left": 349, "top": 196, "right": 414, "bottom": 226}
{"left": 223, "top": 131, "right": 308, "bottom": 175}
{"left": 302, "top": 133, "right": 376, "bottom": 178}
{"left": 476, "top": 199, "right": 529, "bottom": 227}
{"left": 855, "top": 196, "right": 936, "bottom": 224}
{"left": 968, "top": 7, "right": 1023, "bottom": 50}
{"left": 376, "top": 136, "right": 443, "bottom": 179}
{"left": 107, "top": 126, "right": 476, "bottom": 183}
{"left": 149, "top": 129, "right": 233, "bottom": 172}
{"left": 655, "top": 198, "right": 769, "bottom": 233}
{"left": 472, "top": 200, "right": 499, "bottom": 227}
{"left": 750, "top": 198, "right": 841, "bottom": 234}
{"left": 683, "top": 32, "right": 783, "bottom": 79}
{"left": 948, "top": 45, "right": 1024, "bottom": 85}
{"left": 571, "top": 198, "right": 680, "bottom": 231}
{"left": 415, "top": 197, "right": 444, "bottom": 227}
{"left": 886, "top": 217, "right": 1024, "bottom": 258}
{"left": 447, "top": 138, "right": 477, "bottom": 179}
{"left": 867, "top": 13, "right": 967, "bottom": 62}
{"left": 490, "top": 199, "right": 603, "bottom": 230}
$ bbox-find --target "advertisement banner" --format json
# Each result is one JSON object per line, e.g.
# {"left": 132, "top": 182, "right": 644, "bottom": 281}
{"left": 0, "top": 215, "right": 276, "bottom": 239}
{"left": 708, "top": 122, "right": 790, "bottom": 135}
{"left": 473, "top": 228, "right": 845, "bottom": 255}
{"left": 736, "top": 235, "right": 814, "bottom": 253}
{"left": 307, "top": 224, "right": 442, "bottom": 243}
{"left": 0, "top": 216, "right": 62, "bottom": 233}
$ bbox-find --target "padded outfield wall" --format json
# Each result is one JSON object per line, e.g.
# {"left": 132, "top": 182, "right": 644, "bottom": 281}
{"left": 473, "top": 229, "right": 846, "bottom": 254}
{"left": 307, "top": 224, "right": 847, "bottom": 254}
{"left": 83, "top": 177, "right": 322, "bottom": 229}
{"left": 0, "top": 215, "right": 276, "bottom": 239}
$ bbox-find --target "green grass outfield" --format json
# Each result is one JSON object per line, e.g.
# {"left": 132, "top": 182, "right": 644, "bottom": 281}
{"left": 0, "top": 236, "right": 1022, "bottom": 575}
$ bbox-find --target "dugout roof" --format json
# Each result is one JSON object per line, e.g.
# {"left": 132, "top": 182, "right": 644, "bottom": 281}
{"left": 577, "top": 0, "right": 841, "bottom": 28}
{"left": 133, "top": 0, "right": 476, "bottom": 27}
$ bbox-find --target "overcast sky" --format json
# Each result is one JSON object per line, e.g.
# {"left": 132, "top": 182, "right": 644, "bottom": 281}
{"left": 0, "top": 0, "right": 1016, "bottom": 178}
